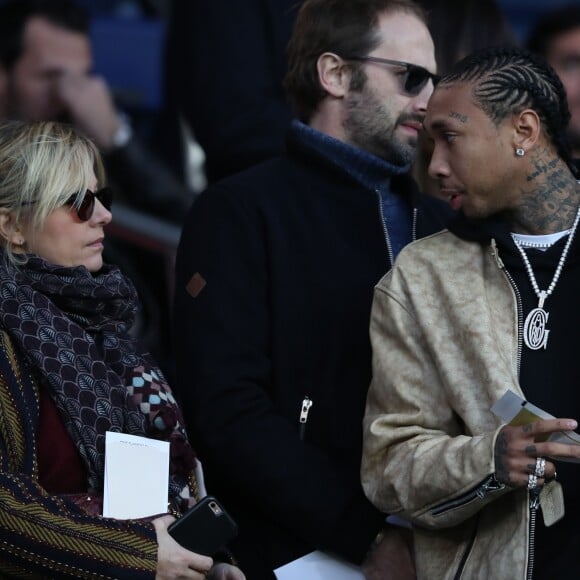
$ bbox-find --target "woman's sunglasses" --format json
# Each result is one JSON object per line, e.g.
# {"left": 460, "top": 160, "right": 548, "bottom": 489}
{"left": 65, "top": 187, "right": 113, "bottom": 221}
{"left": 344, "top": 56, "right": 440, "bottom": 96}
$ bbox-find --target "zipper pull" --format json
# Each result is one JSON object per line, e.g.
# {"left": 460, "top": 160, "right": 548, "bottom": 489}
{"left": 529, "top": 488, "right": 540, "bottom": 510}
{"left": 476, "top": 474, "right": 504, "bottom": 499}
{"left": 476, "top": 478, "right": 491, "bottom": 499}
{"left": 490, "top": 238, "right": 505, "bottom": 269}
{"left": 299, "top": 397, "right": 313, "bottom": 440}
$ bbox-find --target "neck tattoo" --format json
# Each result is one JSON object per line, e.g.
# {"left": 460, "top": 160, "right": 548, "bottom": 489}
{"left": 510, "top": 206, "right": 580, "bottom": 351}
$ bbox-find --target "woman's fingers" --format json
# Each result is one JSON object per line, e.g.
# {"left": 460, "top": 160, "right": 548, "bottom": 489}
{"left": 154, "top": 515, "right": 213, "bottom": 580}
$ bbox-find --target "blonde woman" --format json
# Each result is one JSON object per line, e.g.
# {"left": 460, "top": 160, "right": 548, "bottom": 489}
{"left": 0, "top": 120, "right": 244, "bottom": 580}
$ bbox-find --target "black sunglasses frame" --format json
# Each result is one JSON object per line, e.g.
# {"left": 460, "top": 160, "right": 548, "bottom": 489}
{"left": 343, "top": 56, "right": 440, "bottom": 96}
{"left": 65, "top": 187, "right": 113, "bottom": 221}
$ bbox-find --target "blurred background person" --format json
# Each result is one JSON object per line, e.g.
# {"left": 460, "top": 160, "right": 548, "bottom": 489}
{"left": 0, "top": 119, "right": 243, "bottom": 579}
{"left": 0, "top": 0, "right": 193, "bottom": 222}
{"left": 527, "top": 4, "right": 580, "bottom": 162}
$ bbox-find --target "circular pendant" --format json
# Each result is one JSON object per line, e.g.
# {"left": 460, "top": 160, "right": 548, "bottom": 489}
{"left": 523, "top": 308, "right": 550, "bottom": 350}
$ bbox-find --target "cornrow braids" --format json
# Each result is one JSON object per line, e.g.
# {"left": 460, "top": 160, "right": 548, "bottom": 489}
{"left": 441, "top": 46, "right": 579, "bottom": 178}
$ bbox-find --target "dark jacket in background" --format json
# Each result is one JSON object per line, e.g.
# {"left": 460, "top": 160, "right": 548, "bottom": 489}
{"left": 163, "top": 0, "right": 301, "bottom": 183}
{"left": 106, "top": 134, "right": 193, "bottom": 223}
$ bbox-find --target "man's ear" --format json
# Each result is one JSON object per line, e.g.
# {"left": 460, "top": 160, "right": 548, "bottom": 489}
{"left": 0, "top": 209, "right": 24, "bottom": 246}
{"left": 512, "top": 108, "right": 542, "bottom": 154}
{"left": 316, "top": 52, "right": 351, "bottom": 98}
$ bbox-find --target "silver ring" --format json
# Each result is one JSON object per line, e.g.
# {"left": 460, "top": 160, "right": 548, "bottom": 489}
{"left": 528, "top": 473, "right": 538, "bottom": 490}
{"left": 534, "top": 457, "right": 546, "bottom": 479}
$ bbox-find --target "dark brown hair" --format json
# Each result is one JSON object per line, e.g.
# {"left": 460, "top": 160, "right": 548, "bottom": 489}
{"left": 284, "top": 0, "right": 427, "bottom": 122}
{"left": 0, "top": 0, "right": 89, "bottom": 70}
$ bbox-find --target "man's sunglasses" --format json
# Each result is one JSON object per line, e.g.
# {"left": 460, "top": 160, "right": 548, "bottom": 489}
{"left": 344, "top": 56, "right": 440, "bottom": 96}
{"left": 65, "top": 187, "right": 113, "bottom": 221}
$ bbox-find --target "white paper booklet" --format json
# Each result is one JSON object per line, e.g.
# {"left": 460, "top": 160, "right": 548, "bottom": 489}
{"left": 491, "top": 390, "right": 580, "bottom": 463}
{"left": 274, "top": 550, "right": 364, "bottom": 580}
{"left": 103, "top": 431, "right": 169, "bottom": 519}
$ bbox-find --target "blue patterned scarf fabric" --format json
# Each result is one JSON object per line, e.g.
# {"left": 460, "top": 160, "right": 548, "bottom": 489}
{"left": 0, "top": 252, "right": 196, "bottom": 507}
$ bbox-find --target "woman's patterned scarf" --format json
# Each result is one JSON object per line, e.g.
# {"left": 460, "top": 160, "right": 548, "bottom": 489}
{"left": 0, "top": 253, "right": 196, "bottom": 505}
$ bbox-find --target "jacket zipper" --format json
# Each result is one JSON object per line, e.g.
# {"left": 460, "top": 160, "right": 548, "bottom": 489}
{"left": 490, "top": 239, "right": 524, "bottom": 375}
{"left": 375, "top": 192, "right": 418, "bottom": 267}
{"left": 491, "top": 239, "right": 535, "bottom": 578}
{"left": 299, "top": 396, "right": 313, "bottom": 441}
{"left": 436, "top": 476, "right": 503, "bottom": 579}
{"left": 376, "top": 191, "right": 394, "bottom": 266}
{"left": 431, "top": 474, "right": 503, "bottom": 517}
{"left": 527, "top": 489, "right": 540, "bottom": 580}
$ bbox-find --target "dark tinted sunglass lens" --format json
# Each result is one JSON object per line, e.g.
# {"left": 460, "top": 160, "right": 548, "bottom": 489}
{"left": 405, "top": 66, "right": 430, "bottom": 95}
{"left": 98, "top": 187, "right": 113, "bottom": 211}
{"left": 77, "top": 191, "right": 95, "bottom": 221}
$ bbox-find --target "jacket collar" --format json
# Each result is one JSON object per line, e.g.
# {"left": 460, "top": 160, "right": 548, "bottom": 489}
{"left": 285, "top": 120, "right": 454, "bottom": 228}
{"left": 448, "top": 210, "right": 580, "bottom": 266}
{"left": 287, "top": 120, "right": 410, "bottom": 186}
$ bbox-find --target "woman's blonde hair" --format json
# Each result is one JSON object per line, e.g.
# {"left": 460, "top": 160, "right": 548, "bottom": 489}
{"left": 0, "top": 120, "right": 106, "bottom": 262}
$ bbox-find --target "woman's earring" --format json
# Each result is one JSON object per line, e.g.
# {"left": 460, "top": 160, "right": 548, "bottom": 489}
{"left": 515, "top": 148, "right": 525, "bottom": 157}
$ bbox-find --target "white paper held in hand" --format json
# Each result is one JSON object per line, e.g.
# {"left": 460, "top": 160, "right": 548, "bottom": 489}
{"left": 103, "top": 431, "right": 169, "bottom": 519}
{"left": 274, "top": 550, "right": 364, "bottom": 580}
{"left": 491, "top": 390, "right": 580, "bottom": 463}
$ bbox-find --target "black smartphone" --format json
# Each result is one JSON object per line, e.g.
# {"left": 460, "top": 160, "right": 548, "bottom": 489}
{"left": 167, "top": 496, "right": 238, "bottom": 556}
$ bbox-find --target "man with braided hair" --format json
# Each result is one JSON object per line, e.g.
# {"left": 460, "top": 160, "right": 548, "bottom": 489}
{"left": 362, "top": 46, "right": 580, "bottom": 579}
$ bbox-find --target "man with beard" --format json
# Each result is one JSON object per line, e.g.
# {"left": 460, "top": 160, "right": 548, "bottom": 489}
{"left": 528, "top": 5, "right": 580, "bottom": 163}
{"left": 173, "top": 1, "right": 450, "bottom": 578}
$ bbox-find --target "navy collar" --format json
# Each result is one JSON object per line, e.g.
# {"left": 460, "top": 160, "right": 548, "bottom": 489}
{"left": 289, "top": 120, "right": 411, "bottom": 192}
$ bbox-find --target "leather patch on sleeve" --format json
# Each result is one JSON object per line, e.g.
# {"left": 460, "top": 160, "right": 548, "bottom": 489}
{"left": 186, "top": 272, "right": 207, "bottom": 298}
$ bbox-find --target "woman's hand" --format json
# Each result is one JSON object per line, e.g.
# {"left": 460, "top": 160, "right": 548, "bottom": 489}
{"left": 154, "top": 515, "right": 214, "bottom": 579}
{"left": 208, "top": 563, "right": 246, "bottom": 580}
{"left": 494, "top": 419, "right": 577, "bottom": 487}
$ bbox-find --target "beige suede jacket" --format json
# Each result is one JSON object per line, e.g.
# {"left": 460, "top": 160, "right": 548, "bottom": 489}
{"left": 362, "top": 229, "right": 537, "bottom": 580}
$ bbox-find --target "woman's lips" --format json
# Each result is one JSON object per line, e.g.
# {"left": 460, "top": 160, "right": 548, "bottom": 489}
{"left": 87, "top": 237, "right": 104, "bottom": 248}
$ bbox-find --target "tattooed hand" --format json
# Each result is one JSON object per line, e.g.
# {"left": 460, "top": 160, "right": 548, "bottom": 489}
{"left": 494, "top": 418, "right": 578, "bottom": 487}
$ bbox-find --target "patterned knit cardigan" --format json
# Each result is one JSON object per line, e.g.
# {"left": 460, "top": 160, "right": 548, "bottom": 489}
{"left": 0, "top": 330, "right": 159, "bottom": 579}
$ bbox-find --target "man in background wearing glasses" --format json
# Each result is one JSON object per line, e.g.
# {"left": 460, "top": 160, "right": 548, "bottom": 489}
{"left": 174, "top": 1, "right": 451, "bottom": 578}
{"left": 0, "top": 0, "right": 192, "bottom": 223}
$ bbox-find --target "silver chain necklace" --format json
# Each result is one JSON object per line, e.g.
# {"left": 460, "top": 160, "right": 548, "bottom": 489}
{"left": 511, "top": 206, "right": 580, "bottom": 350}
{"left": 513, "top": 230, "right": 570, "bottom": 250}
